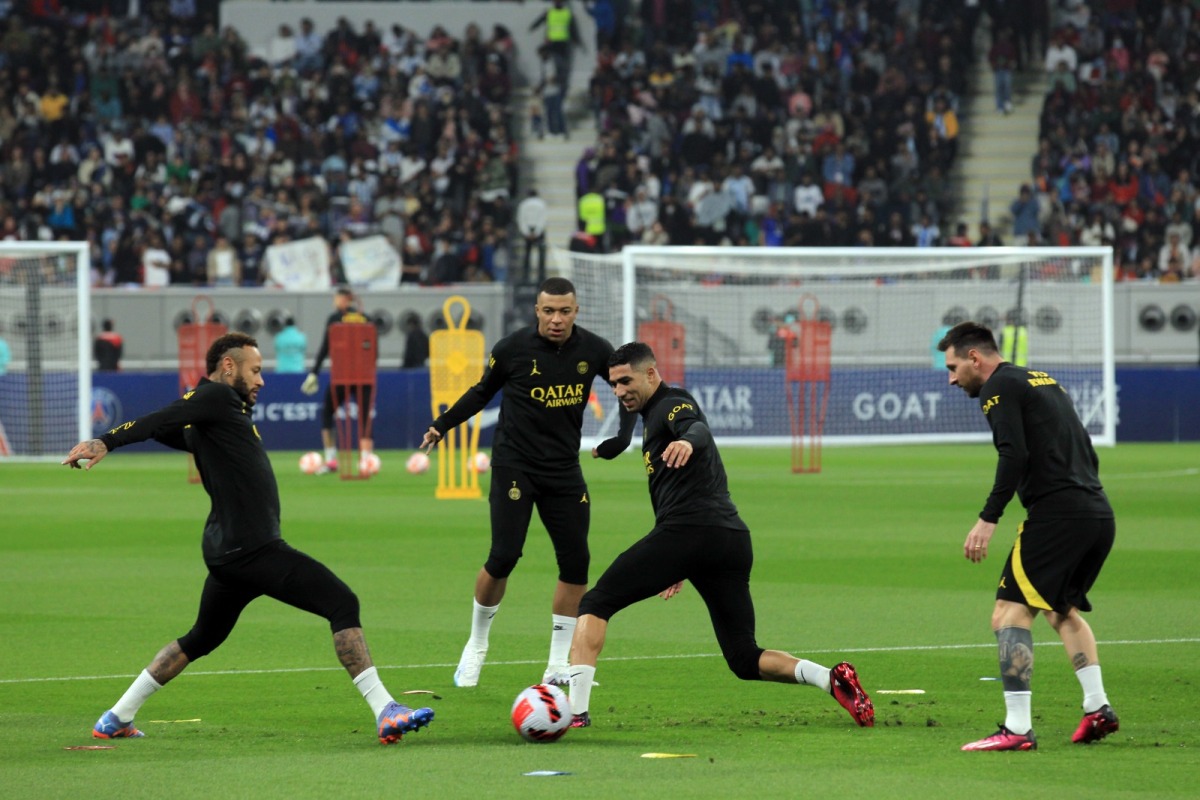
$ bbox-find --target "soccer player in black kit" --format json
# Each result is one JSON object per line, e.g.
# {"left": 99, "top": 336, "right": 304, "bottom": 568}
{"left": 300, "top": 285, "right": 374, "bottom": 473}
{"left": 421, "top": 277, "right": 634, "bottom": 688}
{"left": 64, "top": 332, "right": 432, "bottom": 745}
{"left": 565, "top": 342, "right": 874, "bottom": 730}
{"left": 939, "top": 322, "right": 1118, "bottom": 752}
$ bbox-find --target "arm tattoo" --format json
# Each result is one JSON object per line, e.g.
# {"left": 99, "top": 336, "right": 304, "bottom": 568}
{"left": 996, "top": 626, "right": 1034, "bottom": 692}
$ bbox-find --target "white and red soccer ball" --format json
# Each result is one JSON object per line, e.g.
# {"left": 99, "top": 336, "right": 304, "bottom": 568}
{"left": 406, "top": 452, "right": 431, "bottom": 474}
{"left": 359, "top": 452, "right": 381, "bottom": 476}
{"left": 298, "top": 451, "right": 324, "bottom": 474}
{"left": 472, "top": 451, "right": 491, "bottom": 473}
{"left": 511, "top": 684, "right": 571, "bottom": 743}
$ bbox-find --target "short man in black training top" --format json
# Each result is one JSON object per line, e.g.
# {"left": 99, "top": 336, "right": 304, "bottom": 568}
{"left": 300, "top": 286, "right": 374, "bottom": 473}
{"left": 64, "top": 332, "right": 432, "bottom": 745}
{"left": 940, "top": 322, "right": 1118, "bottom": 752}
{"left": 421, "top": 277, "right": 634, "bottom": 688}
{"left": 565, "top": 342, "right": 874, "bottom": 730}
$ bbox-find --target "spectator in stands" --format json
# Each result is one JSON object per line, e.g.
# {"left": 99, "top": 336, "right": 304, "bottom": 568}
{"left": 793, "top": 172, "right": 823, "bottom": 219}
{"left": 912, "top": 213, "right": 942, "bottom": 247}
{"left": 977, "top": 220, "right": 1004, "bottom": 246}
{"left": 1010, "top": 185, "right": 1041, "bottom": 241}
{"left": 516, "top": 189, "right": 548, "bottom": 286}
{"left": 1158, "top": 230, "right": 1190, "bottom": 275}
{"left": 536, "top": 44, "right": 567, "bottom": 139}
{"left": 94, "top": 318, "right": 124, "bottom": 372}
{"left": 206, "top": 234, "right": 242, "bottom": 287}
{"left": 1044, "top": 30, "right": 1078, "bottom": 75}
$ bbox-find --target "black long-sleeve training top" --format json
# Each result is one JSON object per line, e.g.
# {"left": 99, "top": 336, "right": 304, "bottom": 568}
{"left": 977, "top": 362, "right": 1112, "bottom": 523}
{"left": 100, "top": 377, "right": 282, "bottom": 564}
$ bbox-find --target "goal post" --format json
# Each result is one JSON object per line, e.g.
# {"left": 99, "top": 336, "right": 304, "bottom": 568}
{"left": 0, "top": 242, "right": 91, "bottom": 461}
{"left": 563, "top": 246, "right": 1116, "bottom": 447}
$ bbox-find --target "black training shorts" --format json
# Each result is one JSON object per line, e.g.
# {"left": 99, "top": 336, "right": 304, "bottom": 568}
{"left": 485, "top": 464, "right": 591, "bottom": 584}
{"left": 997, "top": 517, "right": 1115, "bottom": 614}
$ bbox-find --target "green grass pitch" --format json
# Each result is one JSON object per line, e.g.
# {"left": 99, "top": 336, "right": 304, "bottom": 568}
{"left": 1, "top": 443, "right": 1197, "bottom": 799}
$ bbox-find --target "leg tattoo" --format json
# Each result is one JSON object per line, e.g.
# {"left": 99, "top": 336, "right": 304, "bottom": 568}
{"left": 333, "top": 627, "right": 373, "bottom": 677}
{"left": 996, "top": 626, "right": 1034, "bottom": 692}
{"left": 147, "top": 641, "right": 190, "bottom": 685}
{"left": 1071, "top": 651, "right": 1090, "bottom": 670}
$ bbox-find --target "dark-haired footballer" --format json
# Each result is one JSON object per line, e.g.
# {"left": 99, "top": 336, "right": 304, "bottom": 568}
{"left": 422, "top": 277, "right": 635, "bottom": 689}
{"left": 565, "top": 341, "right": 874, "bottom": 730}
{"left": 64, "top": 332, "right": 432, "bottom": 745}
{"left": 940, "top": 321, "right": 1118, "bottom": 752}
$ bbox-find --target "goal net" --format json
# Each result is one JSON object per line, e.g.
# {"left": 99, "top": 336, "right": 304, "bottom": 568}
{"left": 561, "top": 246, "right": 1115, "bottom": 447}
{"left": 0, "top": 242, "right": 91, "bottom": 460}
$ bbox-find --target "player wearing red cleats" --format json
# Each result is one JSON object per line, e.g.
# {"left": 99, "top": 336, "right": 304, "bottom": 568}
{"left": 962, "top": 724, "right": 1037, "bottom": 751}
{"left": 569, "top": 712, "right": 590, "bottom": 728}
{"left": 1072, "top": 704, "right": 1119, "bottom": 744}
{"left": 829, "top": 661, "right": 874, "bottom": 727}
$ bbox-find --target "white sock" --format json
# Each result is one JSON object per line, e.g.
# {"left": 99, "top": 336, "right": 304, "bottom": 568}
{"left": 1003, "top": 691, "right": 1033, "bottom": 734}
{"left": 1076, "top": 664, "right": 1109, "bottom": 712}
{"left": 469, "top": 599, "right": 500, "bottom": 648}
{"left": 111, "top": 670, "right": 163, "bottom": 723}
{"left": 568, "top": 665, "right": 596, "bottom": 715}
{"left": 795, "top": 659, "right": 831, "bottom": 691}
{"left": 324, "top": 446, "right": 336, "bottom": 462}
{"left": 548, "top": 614, "right": 576, "bottom": 667}
{"left": 353, "top": 666, "right": 396, "bottom": 719}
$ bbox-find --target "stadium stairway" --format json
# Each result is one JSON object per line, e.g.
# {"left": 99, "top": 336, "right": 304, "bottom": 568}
{"left": 514, "top": 87, "right": 595, "bottom": 275}
{"left": 956, "top": 61, "right": 1050, "bottom": 244}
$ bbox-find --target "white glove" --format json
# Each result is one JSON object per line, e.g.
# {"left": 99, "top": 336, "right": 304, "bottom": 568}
{"left": 300, "top": 373, "right": 319, "bottom": 395}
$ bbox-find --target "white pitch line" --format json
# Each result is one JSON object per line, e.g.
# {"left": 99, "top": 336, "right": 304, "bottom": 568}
{"left": 2, "top": 638, "right": 1197, "bottom": 686}
{"left": 1105, "top": 467, "right": 1200, "bottom": 480}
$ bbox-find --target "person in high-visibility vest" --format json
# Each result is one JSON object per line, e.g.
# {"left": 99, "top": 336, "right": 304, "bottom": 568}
{"left": 1001, "top": 318, "right": 1029, "bottom": 366}
{"left": 530, "top": 0, "right": 583, "bottom": 94}
{"left": 578, "top": 190, "right": 607, "bottom": 251}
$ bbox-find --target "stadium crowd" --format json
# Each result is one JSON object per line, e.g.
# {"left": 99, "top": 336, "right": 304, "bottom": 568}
{"left": 563, "top": 0, "right": 1200, "bottom": 283}
{"left": 568, "top": 0, "right": 975, "bottom": 251}
{"left": 1021, "top": 0, "right": 1200, "bottom": 281}
{"left": 3, "top": 1, "right": 1199, "bottom": 286}
{"left": 0, "top": 1, "right": 520, "bottom": 288}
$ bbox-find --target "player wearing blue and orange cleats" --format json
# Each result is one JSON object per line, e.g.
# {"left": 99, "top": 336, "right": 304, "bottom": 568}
{"left": 93, "top": 710, "right": 144, "bottom": 739}
{"left": 377, "top": 702, "right": 436, "bottom": 744}
{"left": 69, "top": 333, "right": 432, "bottom": 746}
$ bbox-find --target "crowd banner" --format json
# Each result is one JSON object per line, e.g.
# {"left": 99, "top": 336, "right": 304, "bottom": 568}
{"left": 339, "top": 235, "right": 402, "bottom": 290}
{"left": 264, "top": 237, "right": 332, "bottom": 290}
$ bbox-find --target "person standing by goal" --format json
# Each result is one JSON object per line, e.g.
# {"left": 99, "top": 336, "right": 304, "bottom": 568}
{"left": 939, "top": 322, "right": 1118, "bottom": 752}
{"left": 64, "top": 332, "right": 432, "bottom": 745}
{"left": 300, "top": 286, "right": 374, "bottom": 473}
{"left": 565, "top": 342, "right": 874, "bottom": 730}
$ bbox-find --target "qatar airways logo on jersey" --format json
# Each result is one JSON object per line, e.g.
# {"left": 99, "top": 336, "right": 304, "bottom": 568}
{"left": 688, "top": 384, "right": 754, "bottom": 430}
{"left": 530, "top": 383, "right": 586, "bottom": 408}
